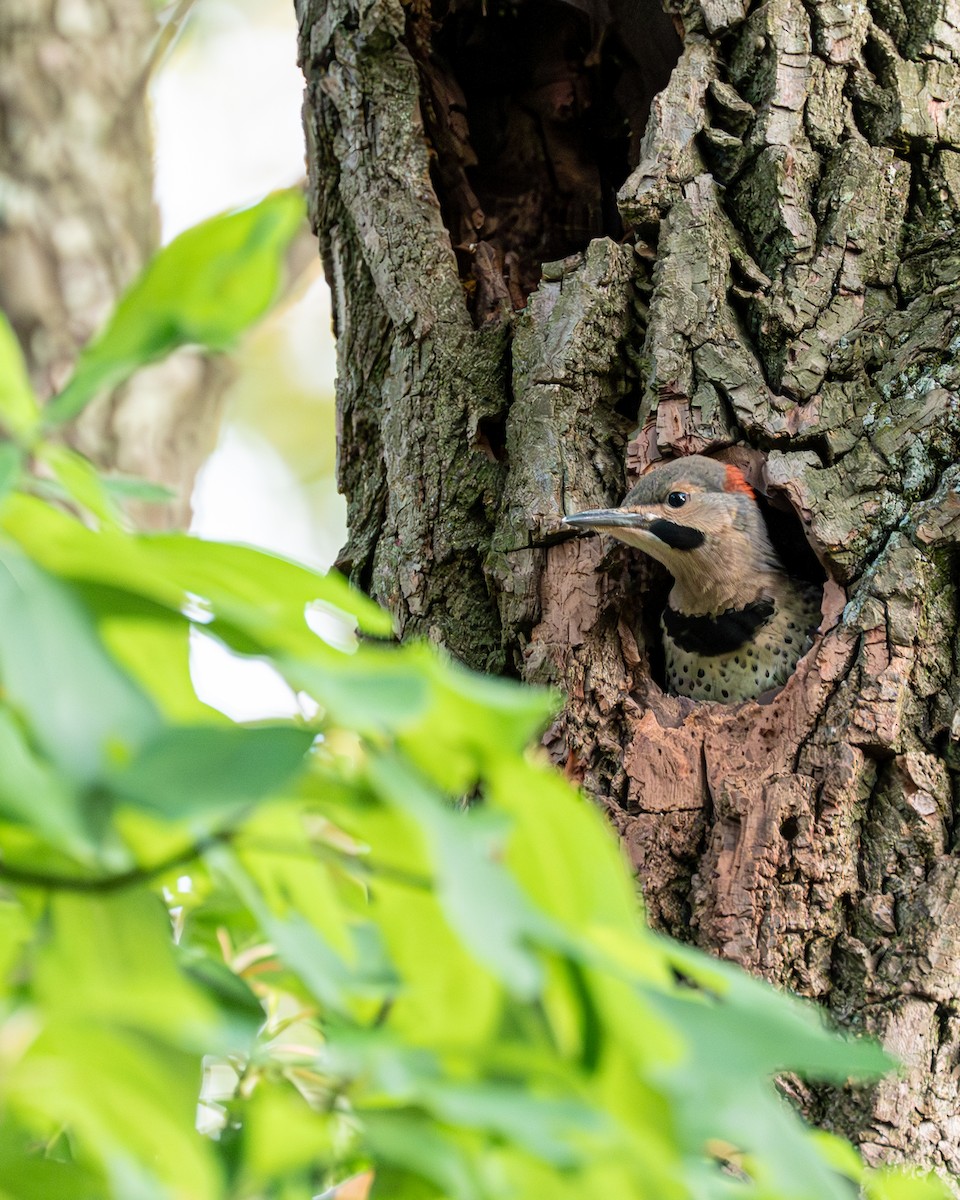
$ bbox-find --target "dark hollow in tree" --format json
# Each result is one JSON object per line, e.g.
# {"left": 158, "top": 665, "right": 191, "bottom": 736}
{"left": 413, "top": 0, "right": 682, "bottom": 319}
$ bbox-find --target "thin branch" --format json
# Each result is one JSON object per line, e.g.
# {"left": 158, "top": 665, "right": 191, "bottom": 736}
{"left": 0, "top": 829, "right": 434, "bottom": 895}
{"left": 0, "top": 830, "right": 232, "bottom": 893}
{"left": 139, "top": 0, "right": 200, "bottom": 90}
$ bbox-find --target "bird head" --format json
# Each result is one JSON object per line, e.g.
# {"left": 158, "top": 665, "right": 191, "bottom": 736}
{"left": 562, "top": 456, "right": 783, "bottom": 614}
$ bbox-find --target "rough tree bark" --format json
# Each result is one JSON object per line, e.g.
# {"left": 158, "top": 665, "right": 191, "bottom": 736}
{"left": 0, "top": 0, "right": 227, "bottom": 527}
{"left": 301, "top": 0, "right": 960, "bottom": 1176}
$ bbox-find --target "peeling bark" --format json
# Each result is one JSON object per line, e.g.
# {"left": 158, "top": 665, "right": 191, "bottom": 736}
{"left": 0, "top": 0, "right": 227, "bottom": 527}
{"left": 302, "top": 0, "right": 960, "bottom": 1174}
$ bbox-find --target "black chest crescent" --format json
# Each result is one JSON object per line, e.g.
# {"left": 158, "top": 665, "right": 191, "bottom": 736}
{"left": 662, "top": 599, "right": 776, "bottom": 657}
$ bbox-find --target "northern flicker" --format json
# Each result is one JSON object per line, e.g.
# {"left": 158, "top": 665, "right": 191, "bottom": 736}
{"left": 562, "top": 455, "right": 821, "bottom": 702}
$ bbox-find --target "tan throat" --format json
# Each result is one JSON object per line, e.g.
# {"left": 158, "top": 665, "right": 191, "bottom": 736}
{"left": 664, "top": 524, "right": 785, "bottom": 616}
{"left": 667, "top": 568, "right": 784, "bottom": 617}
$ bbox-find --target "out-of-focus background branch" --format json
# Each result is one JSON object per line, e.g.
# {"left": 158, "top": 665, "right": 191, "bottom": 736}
{"left": 153, "top": 0, "right": 342, "bottom": 569}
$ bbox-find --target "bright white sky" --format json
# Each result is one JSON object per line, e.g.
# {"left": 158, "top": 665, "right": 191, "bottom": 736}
{"left": 153, "top": 0, "right": 307, "bottom": 240}
{"left": 151, "top": 0, "right": 345, "bottom": 718}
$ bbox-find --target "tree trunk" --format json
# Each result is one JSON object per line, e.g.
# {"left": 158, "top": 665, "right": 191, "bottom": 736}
{"left": 0, "top": 0, "right": 226, "bottom": 527}
{"left": 300, "top": 0, "right": 960, "bottom": 1174}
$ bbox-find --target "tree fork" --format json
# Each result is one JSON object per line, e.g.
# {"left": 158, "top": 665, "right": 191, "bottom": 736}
{"left": 301, "top": 0, "right": 960, "bottom": 1174}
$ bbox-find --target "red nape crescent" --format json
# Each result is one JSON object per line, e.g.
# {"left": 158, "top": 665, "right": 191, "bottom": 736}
{"left": 723, "top": 465, "right": 755, "bottom": 498}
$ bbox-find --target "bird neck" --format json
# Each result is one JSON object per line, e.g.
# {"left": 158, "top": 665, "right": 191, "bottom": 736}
{"left": 668, "top": 567, "right": 785, "bottom": 618}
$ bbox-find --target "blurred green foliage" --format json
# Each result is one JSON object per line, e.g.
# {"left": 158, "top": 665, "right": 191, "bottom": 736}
{"left": 0, "top": 193, "right": 947, "bottom": 1200}
{"left": 47, "top": 191, "right": 305, "bottom": 426}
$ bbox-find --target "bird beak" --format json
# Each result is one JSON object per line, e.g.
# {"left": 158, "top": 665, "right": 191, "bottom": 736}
{"left": 564, "top": 508, "right": 706, "bottom": 554}
{"left": 562, "top": 509, "right": 653, "bottom": 532}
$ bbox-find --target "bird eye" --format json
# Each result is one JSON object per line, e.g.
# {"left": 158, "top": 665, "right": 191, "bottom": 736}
{"left": 667, "top": 491, "right": 688, "bottom": 508}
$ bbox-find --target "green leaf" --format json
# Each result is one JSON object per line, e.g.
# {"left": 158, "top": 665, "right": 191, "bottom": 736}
{"left": 0, "top": 709, "right": 89, "bottom": 853}
{"left": 0, "top": 543, "right": 160, "bottom": 783}
{"left": 368, "top": 752, "right": 568, "bottom": 998}
{"left": 10, "top": 890, "right": 226, "bottom": 1197}
{"left": 87, "top": 587, "right": 220, "bottom": 722}
{"left": 110, "top": 725, "right": 316, "bottom": 818}
{"left": 179, "top": 948, "right": 264, "bottom": 1027}
{"left": 145, "top": 534, "right": 392, "bottom": 643}
{"left": 1, "top": 494, "right": 392, "bottom": 638}
{"left": 0, "top": 312, "right": 40, "bottom": 440}
{"left": 308, "top": 776, "right": 505, "bottom": 1047}
{"left": 0, "top": 897, "right": 31, "bottom": 995}
{"left": 34, "top": 890, "right": 220, "bottom": 1042}
{"left": 0, "top": 442, "right": 24, "bottom": 501}
{"left": 46, "top": 190, "right": 306, "bottom": 425}
{"left": 101, "top": 475, "right": 177, "bottom": 504}
{"left": 645, "top": 940, "right": 890, "bottom": 1200}
{"left": 0, "top": 1120, "right": 105, "bottom": 1200}
{"left": 368, "top": 1167, "right": 442, "bottom": 1200}
{"left": 13, "top": 1024, "right": 222, "bottom": 1200}
{"left": 808, "top": 1130, "right": 864, "bottom": 1182}
{"left": 322, "top": 1030, "right": 605, "bottom": 1172}
{"left": 865, "top": 1168, "right": 955, "bottom": 1200}
{"left": 421, "top": 1081, "right": 603, "bottom": 1166}
{"left": 237, "top": 1079, "right": 339, "bottom": 1181}
{"left": 398, "top": 654, "right": 557, "bottom": 793}
{"left": 361, "top": 1111, "right": 483, "bottom": 1200}
{"left": 281, "top": 643, "right": 430, "bottom": 732}
{"left": 655, "top": 939, "right": 890, "bottom": 1082}
{"left": 35, "top": 443, "right": 123, "bottom": 529}
{"left": 207, "top": 843, "right": 358, "bottom": 1015}
{"left": 361, "top": 863, "right": 502, "bottom": 1049}
{"left": 489, "top": 757, "right": 670, "bottom": 984}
